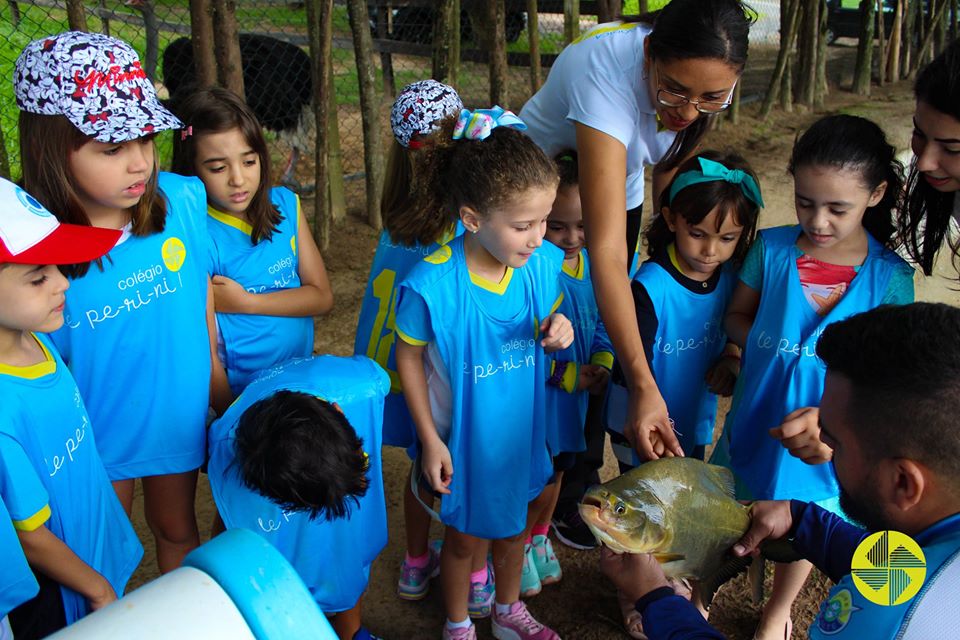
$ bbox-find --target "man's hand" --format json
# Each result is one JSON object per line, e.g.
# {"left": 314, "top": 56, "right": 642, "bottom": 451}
{"left": 732, "top": 500, "right": 794, "bottom": 557}
{"left": 599, "top": 546, "right": 671, "bottom": 603}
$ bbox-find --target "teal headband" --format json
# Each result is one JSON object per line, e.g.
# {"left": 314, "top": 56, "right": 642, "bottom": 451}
{"left": 668, "top": 157, "right": 765, "bottom": 209}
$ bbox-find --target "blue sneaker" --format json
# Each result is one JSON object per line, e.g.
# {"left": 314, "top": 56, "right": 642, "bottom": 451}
{"left": 397, "top": 542, "right": 441, "bottom": 600}
{"left": 520, "top": 543, "right": 542, "bottom": 598}
{"left": 530, "top": 535, "right": 561, "bottom": 585}
{"left": 468, "top": 565, "right": 495, "bottom": 618}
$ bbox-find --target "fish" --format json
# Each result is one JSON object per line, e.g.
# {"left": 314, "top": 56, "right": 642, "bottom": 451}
{"left": 579, "top": 457, "right": 795, "bottom": 606}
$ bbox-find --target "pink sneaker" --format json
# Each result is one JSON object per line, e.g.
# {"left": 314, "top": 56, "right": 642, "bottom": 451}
{"left": 441, "top": 623, "right": 477, "bottom": 640}
{"left": 491, "top": 601, "right": 560, "bottom": 640}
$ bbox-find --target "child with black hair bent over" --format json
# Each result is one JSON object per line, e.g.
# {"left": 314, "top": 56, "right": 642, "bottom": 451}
{"left": 207, "top": 355, "right": 389, "bottom": 640}
{"left": 395, "top": 109, "right": 574, "bottom": 640}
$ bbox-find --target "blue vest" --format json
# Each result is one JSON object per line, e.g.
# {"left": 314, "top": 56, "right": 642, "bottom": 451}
{"left": 608, "top": 261, "right": 736, "bottom": 466}
{"left": 810, "top": 514, "right": 960, "bottom": 639}
{"left": 0, "top": 497, "right": 37, "bottom": 619}
{"left": 0, "top": 334, "right": 143, "bottom": 624}
{"left": 723, "top": 226, "right": 912, "bottom": 501}
{"left": 397, "top": 238, "right": 560, "bottom": 539}
{"left": 207, "top": 355, "right": 389, "bottom": 613}
{"left": 208, "top": 187, "right": 313, "bottom": 394}
{"left": 545, "top": 250, "right": 611, "bottom": 454}
{"left": 51, "top": 173, "right": 212, "bottom": 480}
{"left": 353, "top": 225, "right": 462, "bottom": 449}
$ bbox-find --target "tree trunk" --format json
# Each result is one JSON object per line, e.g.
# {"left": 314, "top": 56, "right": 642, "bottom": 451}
{"left": 432, "top": 0, "right": 455, "bottom": 82}
{"left": 449, "top": 0, "right": 461, "bottom": 87}
{"left": 564, "top": 0, "right": 580, "bottom": 44}
{"left": 326, "top": 54, "right": 346, "bottom": 223}
{"left": 305, "top": 0, "right": 332, "bottom": 249}
{"left": 66, "top": 0, "right": 88, "bottom": 31}
{"left": 190, "top": 0, "right": 217, "bottom": 89}
{"left": 346, "top": 0, "right": 384, "bottom": 230}
{"left": 887, "top": 0, "right": 903, "bottom": 81}
{"left": 377, "top": 4, "right": 395, "bottom": 96}
{"left": 877, "top": 0, "right": 887, "bottom": 84}
{"left": 0, "top": 118, "right": 10, "bottom": 180}
{"left": 528, "top": 0, "right": 541, "bottom": 93}
{"left": 8, "top": 1, "right": 21, "bottom": 27}
{"left": 797, "top": 0, "right": 819, "bottom": 108}
{"left": 596, "top": 0, "right": 619, "bottom": 22}
{"left": 762, "top": 0, "right": 801, "bottom": 116}
{"left": 913, "top": 0, "right": 950, "bottom": 71}
{"left": 781, "top": 47, "right": 794, "bottom": 112}
{"left": 852, "top": 0, "right": 877, "bottom": 94}
{"left": 213, "top": 0, "right": 244, "bottom": 97}
{"left": 901, "top": 0, "right": 915, "bottom": 78}
{"left": 140, "top": 0, "right": 159, "bottom": 81}
{"left": 488, "top": 0, "right": 509, "bottom": 107}
{"left": 934, "top": 0, "right": 947, "bottom": 56}
{"left": 814, "top": 0, "right": 828, "bottom": 108}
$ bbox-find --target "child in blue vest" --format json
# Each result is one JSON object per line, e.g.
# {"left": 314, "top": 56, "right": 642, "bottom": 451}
{"left": 603, "top": 151, "right": 762, "bottom": 638}
{"left": 171, "top": 87, "right": 333, "bottom": 396}
{"left": 395, "top": 108, "right": 573, "bottom": 640}
{"left": 523, "top": 151, "right": 613, "bottom": 598}
{"left": 15, "top": 32, "right": 229, "bottom": 574}
{"left": 207, "top": 355, "right": 388, "bottom": 640}
{"left": 350, "top": 80, "right": 473, "bottom": 605}
{"left": 0, "top": 178, "right": 142, "bottom": 637}
{"left": 718, "top": 115, "right": 915, "bottom": 640}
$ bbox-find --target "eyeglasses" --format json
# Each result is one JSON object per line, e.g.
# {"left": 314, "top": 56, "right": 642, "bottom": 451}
{"left": 653, "top": 66, "right": 735, "bottom": 114}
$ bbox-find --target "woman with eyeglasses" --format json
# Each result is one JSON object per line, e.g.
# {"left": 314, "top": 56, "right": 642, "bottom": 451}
{"left": 519, "top": 0, "right": 752, "bottom": 561}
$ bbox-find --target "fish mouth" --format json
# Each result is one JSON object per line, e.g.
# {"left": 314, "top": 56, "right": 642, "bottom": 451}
{"left": 578, "top": 499, "right": 644, "bottom": 555}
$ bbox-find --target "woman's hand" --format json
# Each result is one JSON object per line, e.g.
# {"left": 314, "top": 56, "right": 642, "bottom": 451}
{"left": 540, "top": 313, "right": 575, "bottom": 353}
{"left": 625, "top": 385, "right": 683, "bottom": 460}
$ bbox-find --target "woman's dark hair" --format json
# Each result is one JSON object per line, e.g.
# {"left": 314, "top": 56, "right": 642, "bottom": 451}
{"left": 170, "top": 86, "right": 281, "bottom": 245}
{"left": 232, "top": 390, "right": 369, "bottom": 521}
{"left": 626, "top": 0, "right": 753, "bottom": 170}
{"left": 898, "top": 40, "right": 960, "bottom": 277}
{"left": 789, "top": 114, "right": 903, "bottom": 249}
{"left": 18, "top": 112, "right": 166, "bottom": 278}
{"left": 413, "top": 116, "right": 559, "bottom": 221}
{"left": 646, "top": 150, "right": 760, "bottom": 266}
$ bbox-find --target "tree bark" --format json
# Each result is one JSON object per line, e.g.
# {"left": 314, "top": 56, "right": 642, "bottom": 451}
{"left": 377, "top": 4, "right": 395, "bottom": 96}
{"left": 797, "top": 0, "right": 819, "bottom": 108}
{"left": 66, "top": 0, "right": 88, "bottom": 31}
{"left": 814, "top": 0, "right": 828, "bottom": 109}
{"left": 140, "top": 0, "right": 159, "bottom": 80}
{"left": 528, "top": 0, "right": 541, "bottom": 93}
{"left": 762, "top": 0, "right": 801, "bottom": 116}
{"left": 597, "top": 0, "right": 619, "bottom": 22}
{"left": 486, "top": 0, "right": 509, "bottom": 107}
{"left": 305, "top": 0, "right": 332, "bottom": 249}
{"left": 212, "top": 0, "right": 244, "bottom": 97}
{"left": 190, "top": 0, "right": 217, "bottom": 89}
{"left": 564, "top": 0, "right": 581, "bottom": 44}
{"left": 326, "top": 54, "right": 346, "bottom": 223}
{"left": 346, "top": 0, "right": 384, "bottom": 230}
{"left": 877, "top": 0, "right": 887, "bottom": 84}
{"left": 852, "top": 0, "right": 877, "bottom": 94}
{"left": 913, "top": 0, "right": 950, "bottom": 71}
{"left": 901, "top": 0, "right": 915, "bottom": 78}
{"left": 887, "top": 0, "right": 903, "bottom": 82}
{"left": 432, "top": 0, "right": 456, "bottom": 82}
{"left": 450, "top": 0, "right": 461, "bottom": 87}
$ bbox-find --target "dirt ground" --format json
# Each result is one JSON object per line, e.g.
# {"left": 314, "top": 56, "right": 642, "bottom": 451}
{"left": 126, "top": 74, "right": 959, "bottom": 639}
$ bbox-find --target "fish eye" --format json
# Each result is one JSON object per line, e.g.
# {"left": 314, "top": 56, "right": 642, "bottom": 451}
{"left": 614, "top": 501, "right": 626, "bottom": 515}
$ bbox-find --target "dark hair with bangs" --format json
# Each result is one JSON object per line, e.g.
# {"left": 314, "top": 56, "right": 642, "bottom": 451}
{"left": 788, "top": 114, "right": 903, "bottom": 249}
{"left": 232, "top": 390, "right": 370, "bottom": 521}
{"left": 646, "top": 150, "right": 760, "bottom": 266}
{"left": 18, "top": 112, "right": 166, "bottom": 278}
{"left": 413, "top": 116, "right": 558, "bottom": 222}
{"left": 624, "top": 0, "right": 753, "bottom": 171}
{"left": 170, "top": 86, "right": 281, "bottom": 245}
{"left": 897, "top": 41, "right": 960, "bottom": 278}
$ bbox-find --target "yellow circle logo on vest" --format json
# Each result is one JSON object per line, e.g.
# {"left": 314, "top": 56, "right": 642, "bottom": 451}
{"left": 851, "top": 531, "right": 926, "bottom": 606}
{"left": 161, "top": 237, "right": 187, "bottom": 272}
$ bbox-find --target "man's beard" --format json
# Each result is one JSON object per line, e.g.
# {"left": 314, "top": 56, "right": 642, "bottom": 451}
{"left": 839, "top": 484, "right": 890, "bottom": 532}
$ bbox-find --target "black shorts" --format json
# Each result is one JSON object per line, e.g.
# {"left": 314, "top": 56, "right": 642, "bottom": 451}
{"left": 9, "top": 570, "right": 67, "bottom": 640}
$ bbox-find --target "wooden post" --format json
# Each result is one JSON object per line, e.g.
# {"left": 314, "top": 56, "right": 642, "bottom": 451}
{"left": 564, "top": 0, "right": 580, "bottom": 44}
{"left": 66, "top": 0, "right": 88, "bottom": 31}
{"left": 433, "top": 0, "right": 456, "bottom": 82}
{"left": 377, "top": 3, "right": 395, "bottom": 96}
{"left": 527, "top": 0, "right": 541, "bottom": 93}
{"left": 140, "top": 0, "right": 160, "bottom": 81}
{"left": 852, "top": 0, "right": 877, "bottom": 95}
{"left": 305, "top": 0, "right": 332, "bottom": 249}
{"left": 326, "top": 56, "right": 347, "bottom": 223}
{"left": 347, "top": 0, "right": 384, "bottom": 230}
{"left": 213, "top": 0, "right": 245, "bottom": 97}
{"left": 190, "top": 0, "right": 218, "bottom": 89}
{"left": 489, "top": 0, "right": 509, "bottom": 106}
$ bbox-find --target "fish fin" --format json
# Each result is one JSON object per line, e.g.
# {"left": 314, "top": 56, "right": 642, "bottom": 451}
{"left": 748, "top": 558, "right": 765, "bottom": 604}
{"left": 699, "top": 555, "right": 752, "bottom": 610}
{"left": 653, "top": 552, "right": 685, "bottom": 563}
{"left": 704, "top": 463, "right": 737, "bottom": 499}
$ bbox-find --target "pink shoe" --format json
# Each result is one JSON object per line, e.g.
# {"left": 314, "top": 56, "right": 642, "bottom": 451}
{"left": 491, "top": 601, "right": 560, "bottom": 640}
{"left": 442, "top": 622, "right": 477, "bottom": 640}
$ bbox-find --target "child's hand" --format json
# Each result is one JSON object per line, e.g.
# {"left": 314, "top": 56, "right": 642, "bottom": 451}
{"left": 705, "top": 356, "right": 739, "bottom": 397}
{"left": 578, "top": 364, "right": 610, "bottom": 395}
{"left": 540, "top": 313, "right": 574, "bottom": 353}
{"left": 769, "top": 406, "right": 833, "bottom": 465}
{"left": 211, "top": 275, "right": 253, "bottom": 314}
{"left": 87, "top": 576, "right": 117, "bottom": 611}
{"left": 422, "top": 439, "right": 454, "bottom": 495}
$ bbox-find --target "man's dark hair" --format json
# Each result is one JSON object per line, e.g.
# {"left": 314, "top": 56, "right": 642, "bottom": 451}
{"left": 817, "top": 303, "right": 960, "bottom": 485}
{"left": 233, "top": 390, "right": 369, "bottom": 520}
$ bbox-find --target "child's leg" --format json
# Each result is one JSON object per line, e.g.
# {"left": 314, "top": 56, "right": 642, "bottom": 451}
{"left": 441, "top": 527, "right": 483, "bottom": 624}
{"left": 328, "top": 597, "right": 363, "bottom": 640}
{"left": 755, "top": 560, "right": 811, "bottom": 639}
{"left": 402, "top": 478, "right": 434, "bottom": 558}
{"left": 142, "top": 470, "right": 201, "bottom": 573}
{"left": 111, "top": 479, "right": 135, "bottom": 516}
{"left": 533, "top": 474, "right": 563, "bottom": 532}
{"left": 494, "top": 488, "right": 555, "bottom": 603}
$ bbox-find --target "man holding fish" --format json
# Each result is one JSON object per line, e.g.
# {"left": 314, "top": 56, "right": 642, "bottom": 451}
{"left": 598, "top": 302, "right": 960, "bottom": 639}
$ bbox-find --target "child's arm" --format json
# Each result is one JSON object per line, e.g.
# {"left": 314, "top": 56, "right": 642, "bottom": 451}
{"left": 587, "top": 318, "right": 614, "bottom": 395}
{"left": 207, "top": 278, "right": 233, "bottom": 415}
{"left": 396, "top": 339, "right": 452, "bottom": 495}
{"left": 704, "top": 342, "right": 741, "bottom": 397}
{"left": 770, "top": 406, "right": 833, "bottom": 465}
{"left": 724, "top": 282, "right": 760, "bottom": 349}
{"left": 17, "top": 525, "right": 116, "bottom": 611}
{"left": 212, "top": 214, "right": 334, "bottom": 317}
